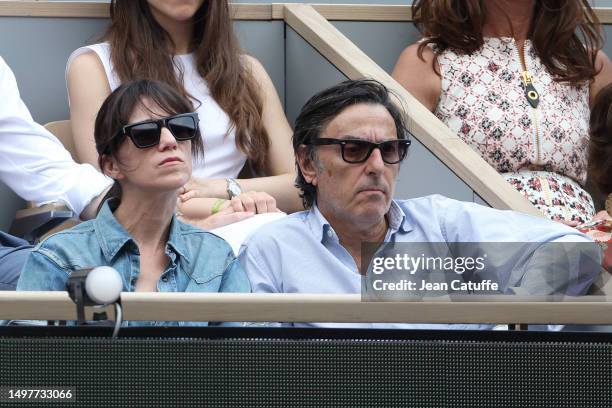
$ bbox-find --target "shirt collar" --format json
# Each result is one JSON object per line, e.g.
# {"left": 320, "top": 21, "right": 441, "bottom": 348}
{"left": 305, "top": 200, "right": 413, "bottom": 244}
{"left": 387, "top": 200, "right": 412, "bottom": 234}
{"left": 166, "top": 217, "right": 190, "bottom": 263}
{"left": 306, "top": 203, "right": 332, "bottom": 244}
{"left": 94, "top": 199, "right": 190, "bottom": 263}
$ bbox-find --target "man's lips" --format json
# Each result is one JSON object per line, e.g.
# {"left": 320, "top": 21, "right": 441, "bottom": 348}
{"left": 159, "top": 157, "right": 183, "bottom": 165}
{"left": 358, "top": 186, "right": 386, "bottom": 194}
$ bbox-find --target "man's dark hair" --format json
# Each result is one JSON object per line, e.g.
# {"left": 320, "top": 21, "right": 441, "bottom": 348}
{"left": 292, "top": 78, "right": 410, "bottom": 209}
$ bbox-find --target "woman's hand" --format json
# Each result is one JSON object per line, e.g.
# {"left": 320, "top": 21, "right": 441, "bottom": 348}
{"left": 179, "top": 178, "right": 217, "bottom": 202}
{"left": 558, "top": 219, "right": 580, "bottom": 227}
{"left": 178, "top": 205, "right": 254, "bottom": 230}
{"left": 592, "top": 210, "right": 612, "bottom": 222}
{"left": 178, "top": 187, "right": 278, "bottom": 215}
{"left": 175, "top": 191, "right": 277, "bottom": 230}
{"left": 555, "top": 211, "right": 611, "bottom": 229}
{"left": 226, "top": 191, "right": 277, "bottom": 214}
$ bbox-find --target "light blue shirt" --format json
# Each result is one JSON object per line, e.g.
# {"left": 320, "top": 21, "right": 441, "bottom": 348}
{"left": 238, "top": 195, "right": 601, "bottom": 329}
{"left": 17, "top": 200, "right": 250, "bottom": 326}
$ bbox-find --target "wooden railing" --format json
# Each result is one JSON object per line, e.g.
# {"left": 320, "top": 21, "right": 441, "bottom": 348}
{"left": 1, "top": 2, "right": 611, "bottom": 23}
{"left": 2, "top": 292, "right": 612, "bottom": 324}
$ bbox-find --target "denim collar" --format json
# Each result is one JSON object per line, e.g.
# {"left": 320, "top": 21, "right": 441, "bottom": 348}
{"left": 94, "top": 199, "right": 190, "bottom": 263}
{"left": 306, "top": 200, "right": 412, "bottom": 244}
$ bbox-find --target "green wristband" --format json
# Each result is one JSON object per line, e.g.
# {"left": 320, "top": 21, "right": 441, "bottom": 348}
{"left": 211, "top": 198, "right": 225, "bottom": 215}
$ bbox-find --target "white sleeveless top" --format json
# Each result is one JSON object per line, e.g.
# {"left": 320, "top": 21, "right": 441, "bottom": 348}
{"left": 434, "top": 37, "right": 594, "bottom": 222}
{"left": 67, "top": 42, "right": 247, "bottom": 180}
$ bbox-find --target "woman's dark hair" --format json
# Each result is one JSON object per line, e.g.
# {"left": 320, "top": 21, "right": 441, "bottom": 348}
{"left": 589, "top": 83, "right": 612, "bottom": 196}
{"left": 104, "top": 0, "right": 269, "bottom": 172}
{"left": 94, "top": 79, "right": 204, "bottom": 209}
{"left": 412, "top": 0, "right": 603, "bottom": 85}
{"left": 293, "top": 79, "right": 410, "bottom": 209}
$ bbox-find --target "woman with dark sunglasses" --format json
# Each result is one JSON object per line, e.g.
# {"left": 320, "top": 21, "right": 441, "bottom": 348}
{"left": 66, "top": 0, "right": 299, "bottom": 229}
{"left": 17, "top": 80, "right": 250, "bottom": 325}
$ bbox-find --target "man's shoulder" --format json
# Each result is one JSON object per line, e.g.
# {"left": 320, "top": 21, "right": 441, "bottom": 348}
{"left": 395, "top": 194, "right": 469, "bottom": 213}
{"left": 242, "top": 211, "right": 311, "bottom": 246}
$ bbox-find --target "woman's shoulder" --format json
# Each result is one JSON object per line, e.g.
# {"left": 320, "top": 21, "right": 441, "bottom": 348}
{"left": 176, "top": 219, "right": 234, "bottom": 254}
{"left": 392, "top": 41, "right": 440, "bottom": 112}
{"left": 67, "top": 42, "right": 111, "bottom": 70}
{"left": 30, "top": 220, "right": 99, "bottom": 269}
{"left": 240, "top": 54, "right": 270, "bottom": 83}
{"left": 66, "top": 42, "right": 115, "bottom": 91}
{"left": 397, "top": 41, "right": 438, "bottom": 63}
{"left": 36, "top": 221, "right": 96, "bottom": 248}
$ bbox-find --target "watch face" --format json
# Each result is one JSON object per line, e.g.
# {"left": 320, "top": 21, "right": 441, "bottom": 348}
{"left": 228, "top": 179, "right": 242, "bottom": 198}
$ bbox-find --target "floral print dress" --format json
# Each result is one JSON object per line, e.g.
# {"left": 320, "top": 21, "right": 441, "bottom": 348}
{"left": 435, "top": 37, "right": 594, "bottom": 223}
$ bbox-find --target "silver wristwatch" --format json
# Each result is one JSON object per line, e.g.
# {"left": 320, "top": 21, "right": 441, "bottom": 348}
{"left": 226, "top": 178, "right": 242, "bottom": 199}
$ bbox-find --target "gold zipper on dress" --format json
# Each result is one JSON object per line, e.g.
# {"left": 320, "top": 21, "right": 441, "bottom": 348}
{"left": 514, "top": 41, "right": 573, "bottom": 221}
{"left": 514, "top": 40, "right": 541, "bottom": 165}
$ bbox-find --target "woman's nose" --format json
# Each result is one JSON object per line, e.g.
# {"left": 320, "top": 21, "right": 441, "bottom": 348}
{"left": 158, "top": 127, "right": 178, "bottom": 150}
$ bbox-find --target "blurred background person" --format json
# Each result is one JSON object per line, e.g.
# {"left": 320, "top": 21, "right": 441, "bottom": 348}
{"left": 0, "top": 55, "right": 111, "bottom": 290}
{"left": 393, "top": 0, "right": 612, "bottom": 225}
{"left": 67, "top": 0, "right": 300, "bottom": 228}
{"left": 579, "top": 83, "right": 612, "bottom": 272}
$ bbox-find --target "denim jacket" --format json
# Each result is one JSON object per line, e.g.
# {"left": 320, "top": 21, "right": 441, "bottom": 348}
{"left": 17, "top": 200, "right": 250, "bottom": 326}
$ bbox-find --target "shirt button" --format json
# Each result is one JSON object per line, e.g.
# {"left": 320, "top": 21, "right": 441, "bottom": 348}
{"left": 130, "top": 278, "right": 137, "bottom": 286}
{"left": 161, "top": 276, "right": 169, "bottom": 283}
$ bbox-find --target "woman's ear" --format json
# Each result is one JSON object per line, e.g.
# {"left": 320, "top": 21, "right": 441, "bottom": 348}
{"left": 100, "top": 155, "right": 124, "bottom": 181}
{"left": 297, "top": 145, "right": 319, "bottom": 187}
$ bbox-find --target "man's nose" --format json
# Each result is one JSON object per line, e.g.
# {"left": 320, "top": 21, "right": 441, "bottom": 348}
{"left": 158, "top": 127, "right": 178, "bottom": 150}
{"left": 364, "top": 146, "right": 385, "bottom": 174}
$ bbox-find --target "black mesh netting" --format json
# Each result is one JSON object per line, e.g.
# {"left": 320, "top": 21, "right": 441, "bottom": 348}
{"left": 1, "top": 335, "right": 611, "bottom": 407}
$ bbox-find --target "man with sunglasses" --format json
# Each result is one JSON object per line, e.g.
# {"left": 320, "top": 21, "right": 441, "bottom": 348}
{"left": 238, "top": 79, "right": 601, "bottom": 328}
{"left": 0, "top": 56, "right": 111, "bottom": 291}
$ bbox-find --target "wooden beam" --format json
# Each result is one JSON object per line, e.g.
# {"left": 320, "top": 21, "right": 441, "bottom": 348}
{"left": 0, "top": 2, "right": 274, "bottom": 20}
{"left": 309, "top": 4, "right": 612, "bottom": 23}
{"left": 283, "top": 3, "right": 542, "bottom": 215}
{"left": 2, "top": 292, "right": 612, "bottom": 324}
{"left": 312, "top": 4, "right": 412, "bottom": 21}
{"left": 0, "top": 1, "right": 109, "bottom": 18}
{"left": 231, "top": 3, "right": 273, "bottom": 20}
{"left": 597, "top": 7, "right": 612, "bottom": 24}
{"left": 0, "top": 2, "right": 611, "bottom": 24}
{"left": 0, "top": 291, "right": 77, "bottom": 320}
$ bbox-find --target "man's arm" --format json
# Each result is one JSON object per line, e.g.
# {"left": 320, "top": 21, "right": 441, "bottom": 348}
{"left": 237, "top": 240, "right": 281, "bottom": 294}
{"left": 440, "top": 197, "right": 602, "bottom": 296}
{"left": 0, "top": 56, "right": 111, "bottom": 218}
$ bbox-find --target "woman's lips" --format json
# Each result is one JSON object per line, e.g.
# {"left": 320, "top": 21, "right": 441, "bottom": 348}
{"left": 159, "top": 157, "right": 183, "bottom": 166}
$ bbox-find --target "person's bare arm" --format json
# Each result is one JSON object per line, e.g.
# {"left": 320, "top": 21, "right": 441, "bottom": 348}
{"left": 181, "top": 55, "right": 303, "bottom": 212}
{"left": 590, "top": 50, "right": 612, "bottom": 107}
{"left": 79, "top": 185, "right": 111, "bottom": 221}
{"left": 66, "top": 51, "right": 112, "bottom": 168}
{"left": 391, "top": 43, "right": 441, "bottom": 112}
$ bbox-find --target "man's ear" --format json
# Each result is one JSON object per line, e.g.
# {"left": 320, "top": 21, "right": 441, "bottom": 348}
{"left": 100, "top": 155, "right": 124, "bottom": 181}
{"left": 297, "top": 145, "right": 318, "bottom": 186}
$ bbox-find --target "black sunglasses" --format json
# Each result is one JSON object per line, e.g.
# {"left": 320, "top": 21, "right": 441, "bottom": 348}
{"left": 305, "top": 137, "right": 411, "bottom": 164}
{"left": 116, "top": 112, "right": 199, "bottom": 149}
